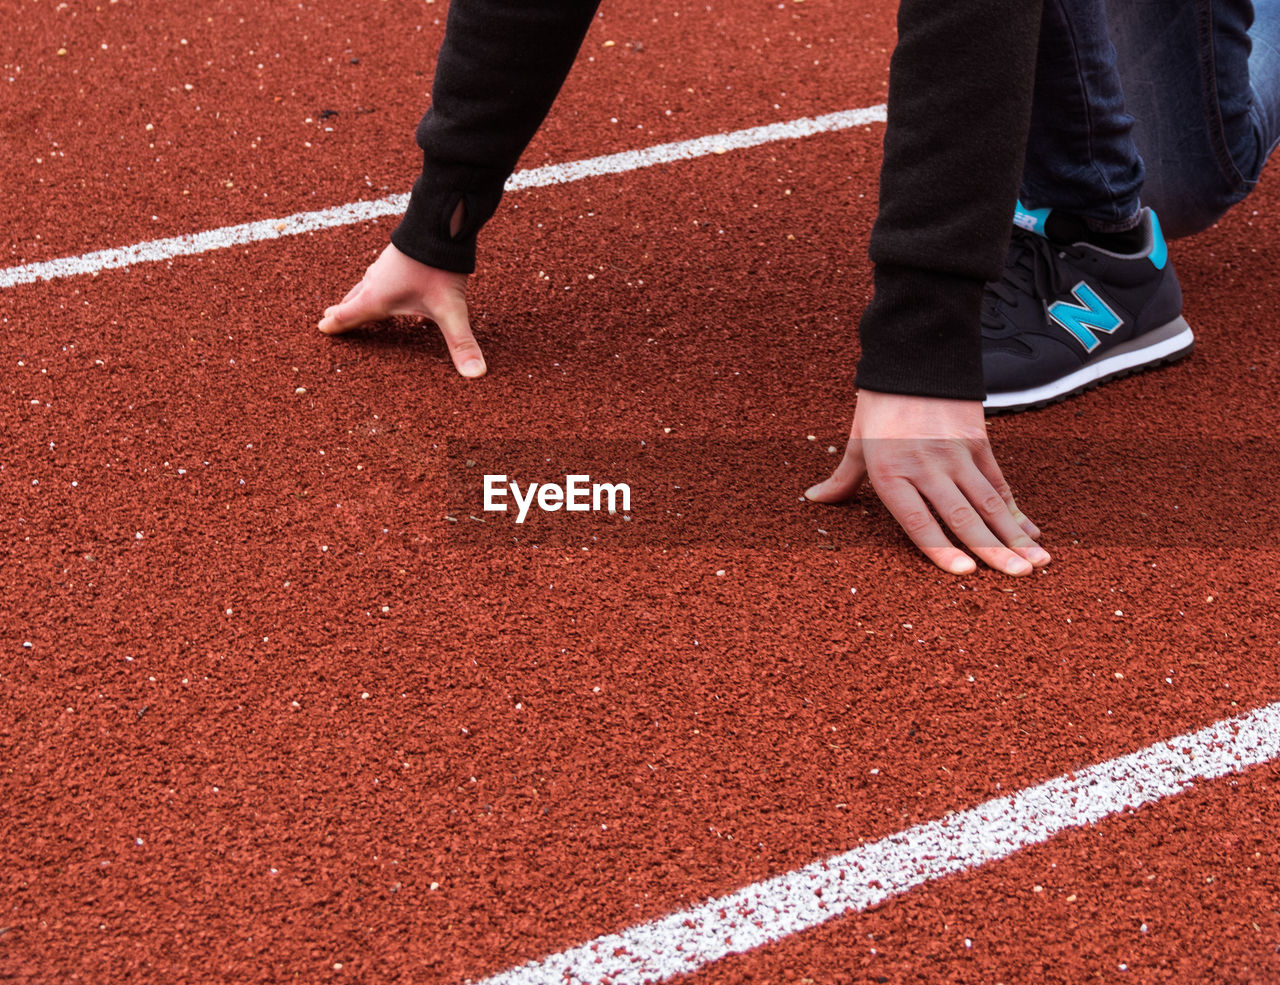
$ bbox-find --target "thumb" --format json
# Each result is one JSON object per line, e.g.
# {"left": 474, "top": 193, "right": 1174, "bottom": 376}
{"left": 317, "top": 280, "right": 375, "bottom": 335}
{"left": 804, "top": 440, "right": 868, "bottom": 504}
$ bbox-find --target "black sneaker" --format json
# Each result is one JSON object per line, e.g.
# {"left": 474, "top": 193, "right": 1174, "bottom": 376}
{"left": 982, "top": 203, "right": 1194, "bottom": 414}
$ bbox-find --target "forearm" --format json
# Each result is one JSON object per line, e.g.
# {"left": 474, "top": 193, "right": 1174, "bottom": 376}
{"left": 392, "top": 0, "right": 602, "bottom": 273}
{"left": 855, "top": 0, "right": 1044, "bottom": 399}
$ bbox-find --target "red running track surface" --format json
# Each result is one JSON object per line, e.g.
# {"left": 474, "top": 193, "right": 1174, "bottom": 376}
{"left": 2, "top": 1, "right": 1279, "bottom": 982}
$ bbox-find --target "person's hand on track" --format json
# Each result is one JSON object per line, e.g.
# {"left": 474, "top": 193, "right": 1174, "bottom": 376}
{"left": 804, "top": 390, "right": 1050, "bottom": 576}
{"left": 318, "top": 242, "right": 485, "bottom": 379}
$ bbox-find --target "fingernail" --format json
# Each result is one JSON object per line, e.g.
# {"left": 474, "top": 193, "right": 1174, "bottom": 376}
{"left": 1008, "top": 557, "right": 1032, "bottom": 576}
{"left": 803, "top": 484, "right": 821, "bottom": 501}
{"left": 949, "top": 557, "right": 975, "bottom": 575}
{"left": 461, "top": 358, "right": 486, "bottom": 378}
{"left": 1016, "top": 538, "right": 1050, "bottom": 563}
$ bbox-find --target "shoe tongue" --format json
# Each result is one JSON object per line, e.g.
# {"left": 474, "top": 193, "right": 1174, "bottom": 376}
{"left": 1013, "top": 201, "right": 1052, "bottom": 236}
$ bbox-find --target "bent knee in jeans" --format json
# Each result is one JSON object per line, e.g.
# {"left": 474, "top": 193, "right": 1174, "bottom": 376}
{"left": 1140, "top": 154, "right": 1258, "bottom": 240}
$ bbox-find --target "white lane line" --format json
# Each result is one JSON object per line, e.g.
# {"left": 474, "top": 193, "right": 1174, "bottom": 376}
{"left": 504, "top": 105, "right": 886, "bottom": 191}
{"left": 470, "top": 701, "right": 1280, "bottom": 985}
{"left": 0, "top": 105, "right": 887, "bottom": 291}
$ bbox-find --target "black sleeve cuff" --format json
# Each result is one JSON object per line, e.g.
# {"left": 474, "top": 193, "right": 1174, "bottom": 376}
{"left": 390, "top": 180, "right": 474, "bottom": 273}
{"left": 854, "top": 263, "right": 987, "bottom": 400}
{"left": 390, "top": 165, "right": 509, "bottom": 275}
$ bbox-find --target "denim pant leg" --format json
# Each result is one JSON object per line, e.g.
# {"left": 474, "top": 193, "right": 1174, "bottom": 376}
{"left": 1020, "top": 0, "right": 1146, "bottom": 230}
{"left": 1107, "top": 0, "right": 1280, "bottom": 239}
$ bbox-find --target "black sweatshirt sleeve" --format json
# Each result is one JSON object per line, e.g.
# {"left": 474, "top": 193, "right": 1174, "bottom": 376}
{"left": 854, "top": 0, "right": 1043, "bottom": 400}
{"left": 398, "top": 0, "right": 1041, "bottom": 398}
{"left": 391, "top": 0, "right": 602, "bottom": 273}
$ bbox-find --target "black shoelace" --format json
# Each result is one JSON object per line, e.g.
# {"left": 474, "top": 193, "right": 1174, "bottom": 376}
{"left": 981, "top": 231, "right": 1080, "bottom": 338}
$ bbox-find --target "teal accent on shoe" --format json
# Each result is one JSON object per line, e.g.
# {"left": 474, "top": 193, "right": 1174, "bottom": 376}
{"left": 1148, "top": 209, "right": 1168, "bottom": 270}
{"left": 1013, "top": 201, "right": 1052, "bottom": 237}
{"left": 1047, "top": 281, "right": 1124, "bottom": 353}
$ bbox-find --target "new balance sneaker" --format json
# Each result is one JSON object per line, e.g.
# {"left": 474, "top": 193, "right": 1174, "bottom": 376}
{"left": 981, "top": 203, "right": 1194, "bottom": 414}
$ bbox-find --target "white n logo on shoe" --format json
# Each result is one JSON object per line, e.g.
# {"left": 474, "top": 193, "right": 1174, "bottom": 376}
{"left": 1048, "top": 281, "right": 1124, "bottom": 353}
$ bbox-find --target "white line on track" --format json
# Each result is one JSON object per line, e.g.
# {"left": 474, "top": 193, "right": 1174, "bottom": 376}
{"left": 0, "top": 105, "right": 887, "bottom": 291}
{"left": 470, "top": 701, "right": 1280, "bottom": 985}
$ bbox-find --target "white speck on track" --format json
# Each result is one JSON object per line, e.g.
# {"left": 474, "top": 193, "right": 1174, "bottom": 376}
{"left": 470, "top": 701, "right": 1280, "bottom": 985}
{"left": 0, "top": 105, "right": 887, "bottom": 290}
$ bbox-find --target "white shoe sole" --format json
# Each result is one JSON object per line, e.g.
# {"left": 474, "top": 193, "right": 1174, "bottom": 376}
{"left": 983, "top": 318, "right": 1194, "bottom": 414}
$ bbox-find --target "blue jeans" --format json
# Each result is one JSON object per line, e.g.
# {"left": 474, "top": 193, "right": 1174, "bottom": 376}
{"left": 1020, "top": 0, "right": 1280, "bottom": 239}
